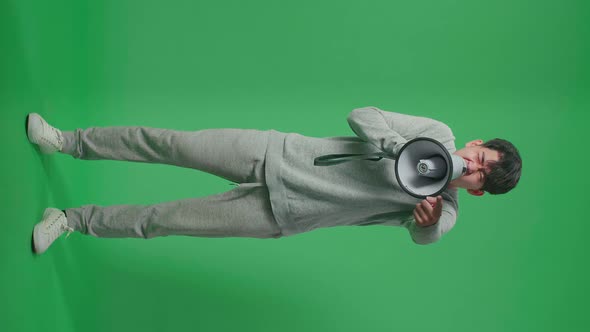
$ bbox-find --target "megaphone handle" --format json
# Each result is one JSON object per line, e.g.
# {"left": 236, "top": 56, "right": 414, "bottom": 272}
{"left": 314, "top": 153, "right": 386, "bottom": 166}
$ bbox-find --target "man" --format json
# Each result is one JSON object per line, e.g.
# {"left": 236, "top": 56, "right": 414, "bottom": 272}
{"left": 26, "top": 106, "right": 521, "bottom": 254}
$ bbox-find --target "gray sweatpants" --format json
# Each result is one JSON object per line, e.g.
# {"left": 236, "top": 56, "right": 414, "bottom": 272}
{"left": 60, "top": 126, "right": 283, "bottom": 239}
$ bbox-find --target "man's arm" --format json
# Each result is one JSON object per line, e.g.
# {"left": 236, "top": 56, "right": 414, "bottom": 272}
{"left": 405, "top": 197, "right": 457, "bottom": 245}
{"left": 347, "top": 106, "right": 454, "bottom": 157}
{"left": 348, "top": 106, "right": 458, "bottom": 244}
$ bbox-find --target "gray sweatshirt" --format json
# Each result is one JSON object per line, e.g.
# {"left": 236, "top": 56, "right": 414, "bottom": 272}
{"left": 263, "top": 106, "right": 459, "bottom": 245}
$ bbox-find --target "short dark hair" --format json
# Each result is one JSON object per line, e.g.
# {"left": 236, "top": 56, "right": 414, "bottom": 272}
{"left": 480, "top": 138, "right": 522, "bottom": 195}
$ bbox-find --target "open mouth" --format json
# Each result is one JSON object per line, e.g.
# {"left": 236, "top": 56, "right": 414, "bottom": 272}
{"left": 462, "top": 158, "right": 471, "bottom": 175}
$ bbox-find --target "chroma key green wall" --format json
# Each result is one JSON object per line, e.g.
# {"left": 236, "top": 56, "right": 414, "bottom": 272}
{"left": 2, "top": 0, "right": 588, "bottom": 331}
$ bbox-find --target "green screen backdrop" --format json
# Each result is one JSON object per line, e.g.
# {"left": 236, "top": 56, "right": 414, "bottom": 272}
{"left": 1, "top": 0, "right": 588, "bottom": 331}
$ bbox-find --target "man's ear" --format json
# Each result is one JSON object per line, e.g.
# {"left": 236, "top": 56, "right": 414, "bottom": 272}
{"left": 467, "top": 189, "right": 485, "bottom": 196}
{"left": 465, "top": 139, "right": 484, "bottom": 148}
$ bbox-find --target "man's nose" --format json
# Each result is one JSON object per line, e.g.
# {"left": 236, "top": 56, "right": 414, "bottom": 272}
{"left": 467, "top": 161, "right": 481, "bottom": 174}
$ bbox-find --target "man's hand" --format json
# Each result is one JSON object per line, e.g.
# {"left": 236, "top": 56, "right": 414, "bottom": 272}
{"left": 413, "top": 196, "right": 443, "bottom": 227}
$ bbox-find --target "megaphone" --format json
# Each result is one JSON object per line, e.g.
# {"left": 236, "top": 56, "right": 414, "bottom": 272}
{"left": 313, "top": 137, "right": 466, "bottom": 199}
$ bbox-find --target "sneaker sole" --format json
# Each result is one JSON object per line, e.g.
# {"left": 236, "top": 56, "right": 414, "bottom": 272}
{"left": 30, "top": 231, "right": 35, "bottom": 254}
{"left": 25, "top": 114, "right": 34, "bottom": 144}
{"left": 32, "top": 208, "right": 51, "bottom": 254}
{"left": 31, "top": 224, "right": 39, "bottom": 254}
{"left": 26, "top": 113, "right": 37, "bottom": 144}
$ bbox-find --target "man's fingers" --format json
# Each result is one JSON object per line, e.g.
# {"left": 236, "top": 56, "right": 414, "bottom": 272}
{"left": 434, "top": 196, "right": 444, "bottom": 214}
{"left": 413, "top": 196, "right": 444, "bottom": 227}
{"left": 413, "top": 210, "right": 422, "bottom": 224}
{"left": 415, "top": 203, "right": 429, "bottom": 221}
{"left": 420, "top": 200, "right": 434, "bottom": 218}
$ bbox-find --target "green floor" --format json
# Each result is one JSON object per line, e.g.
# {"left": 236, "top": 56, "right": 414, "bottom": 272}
{"left": 2, "top": 1, "right": 588, "bottom": 331}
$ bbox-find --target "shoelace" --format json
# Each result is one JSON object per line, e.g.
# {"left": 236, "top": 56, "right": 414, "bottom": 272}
{"left": 40, "top": 120, "right": 63, "bottom": 150}
{"left": 45, "top": 215, "right": 74, "bottom": 243}
{"left": 63, "top": 225, "right": 74, "bottom": 239}
{"left": 50, "top": 126, "right": 63, "bottom": 147}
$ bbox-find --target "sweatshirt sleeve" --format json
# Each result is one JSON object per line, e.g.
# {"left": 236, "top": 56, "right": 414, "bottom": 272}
{"left": 404, "top": 198, "right": 458, "bottom": 245}
{"left": 347, "top": 106, "right": 451, "bottom": 158}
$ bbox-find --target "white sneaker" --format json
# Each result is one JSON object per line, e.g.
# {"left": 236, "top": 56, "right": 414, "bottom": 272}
{"left": 33, "top": 208, "right": 74, "bottom": 254}
{"left": 26, "top": 113, "right": 64, "bottom": 154}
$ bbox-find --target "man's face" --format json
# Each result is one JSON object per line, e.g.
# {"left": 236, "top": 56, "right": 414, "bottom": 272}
{"left": 449, "top": 139, "right": 501, "bottom": 196}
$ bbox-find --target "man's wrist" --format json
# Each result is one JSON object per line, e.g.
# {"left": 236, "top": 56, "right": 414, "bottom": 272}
{"left": 417, "top": 220, "right": 438, "bottom": 228}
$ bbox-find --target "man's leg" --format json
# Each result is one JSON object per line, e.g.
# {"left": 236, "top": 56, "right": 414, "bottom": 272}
{"left": 58, "top": 126, "right": 281, "bottom": 239}
{"left": 60, "top": 126, "right": 269, "bottom": 184}
{"left": 64, "top": 185, "right": 282, "bottom": 239}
